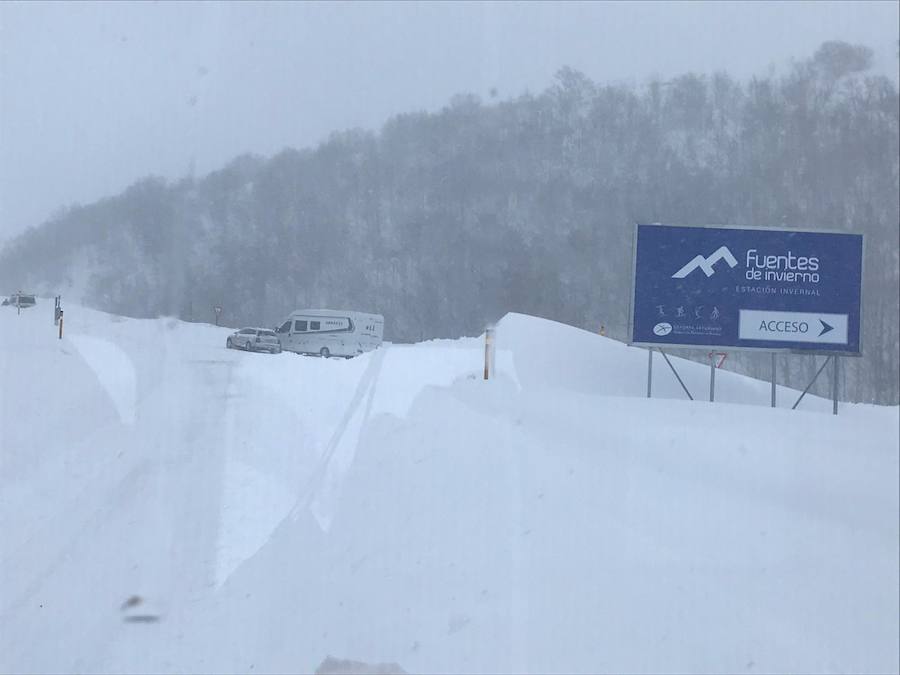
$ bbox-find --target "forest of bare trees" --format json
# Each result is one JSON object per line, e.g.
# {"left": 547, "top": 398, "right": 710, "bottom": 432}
{"left": 1, "top": 41, "right": 897, "bottom": 403}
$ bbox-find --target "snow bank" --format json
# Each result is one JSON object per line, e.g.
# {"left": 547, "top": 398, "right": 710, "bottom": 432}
{"left": 1, "top": 300, "right": 897, "bottom": 674}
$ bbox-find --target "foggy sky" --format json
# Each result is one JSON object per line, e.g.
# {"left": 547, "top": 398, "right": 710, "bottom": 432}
{"left": 1, "top": 0, "right": 897, "bottom": 244}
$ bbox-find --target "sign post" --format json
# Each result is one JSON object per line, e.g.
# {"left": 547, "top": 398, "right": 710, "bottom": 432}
{"left": 771, "top": 353, "right": 777, "bottom": 408}
{"left": 832, "top": 356, "right": 839, "bottom": 416}
{"left": 629, "top": 224, "right": 863, "bottom": 412}
{"left": 708, "top": 352, "right": 727, "bottom": 402}
{"left": 214, "top": 305, "right": 222, "bottom": 327}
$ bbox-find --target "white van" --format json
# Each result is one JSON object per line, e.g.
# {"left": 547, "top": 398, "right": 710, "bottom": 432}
{"left": 274, "top": 309, "right": 384, "bottom": 358}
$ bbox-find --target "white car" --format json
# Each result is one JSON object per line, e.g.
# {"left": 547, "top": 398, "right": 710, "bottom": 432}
{"left": 226, "top": 327, "right": 282, "bottom": 353}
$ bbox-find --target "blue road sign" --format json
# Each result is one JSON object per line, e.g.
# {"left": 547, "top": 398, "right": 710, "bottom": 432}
{"left": 630, "top": 224, "right": 863, "bottom": 354}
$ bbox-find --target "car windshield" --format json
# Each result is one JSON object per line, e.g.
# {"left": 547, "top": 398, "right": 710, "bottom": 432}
{"left": 1, "top": 3, "right": 897, "bottom": 675}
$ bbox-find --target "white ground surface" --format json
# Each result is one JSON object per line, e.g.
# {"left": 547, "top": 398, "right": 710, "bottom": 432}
{"left": 1, "top": 301, "right": 897, "bottom": 674}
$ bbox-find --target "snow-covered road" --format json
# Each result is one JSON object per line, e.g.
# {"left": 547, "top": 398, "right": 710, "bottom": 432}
{"left": 1, "top": 302, "right": 897, "bottom": 673}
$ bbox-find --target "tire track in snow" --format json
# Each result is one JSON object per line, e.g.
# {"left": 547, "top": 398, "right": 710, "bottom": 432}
{"left": 291, "top": 346, "right": 387, "bottom": 530}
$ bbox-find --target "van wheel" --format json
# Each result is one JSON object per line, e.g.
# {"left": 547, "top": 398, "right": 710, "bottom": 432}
{"left": 320, "top": 347, "right": 330, "bottom": 358}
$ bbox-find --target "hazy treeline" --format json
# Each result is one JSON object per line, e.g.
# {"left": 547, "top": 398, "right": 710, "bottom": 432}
{"left": 1, "top": 42, "right": 897, "bottom": 403}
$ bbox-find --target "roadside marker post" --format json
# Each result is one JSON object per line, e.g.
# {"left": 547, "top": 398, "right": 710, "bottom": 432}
{"left": 484, "top": 326, "right": 495, "bottom": 380}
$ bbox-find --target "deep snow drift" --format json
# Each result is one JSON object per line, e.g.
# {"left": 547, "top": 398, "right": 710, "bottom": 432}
{"left": 1, "top": 301, "right": 897, "bottom": 674}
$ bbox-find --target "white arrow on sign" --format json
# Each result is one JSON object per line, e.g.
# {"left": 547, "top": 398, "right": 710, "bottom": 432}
{"left": 738, "top": 310, "right": 849, "bottom": 344}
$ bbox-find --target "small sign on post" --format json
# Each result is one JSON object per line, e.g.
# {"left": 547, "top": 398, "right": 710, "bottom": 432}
{"left": 707, "top": 352, "right": 727, "bottom": 402}
{"left": 214, "top": 305, "right": 222, "bottom": 326}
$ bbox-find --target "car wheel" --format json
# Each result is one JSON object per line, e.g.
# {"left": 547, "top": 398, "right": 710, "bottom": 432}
{"left": 320, "top": 347, "right": 330, "bottom": 358}
{"left": 226, "top": 338, "right": 232, "bottom": 349}
{"left": 245, "top": 340, "right": 253, "bottom": 352}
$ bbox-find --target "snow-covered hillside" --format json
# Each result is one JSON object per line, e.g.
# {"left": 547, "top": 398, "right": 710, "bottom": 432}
{"left": 1, "top": 301, "right": 897, "bottom": 674}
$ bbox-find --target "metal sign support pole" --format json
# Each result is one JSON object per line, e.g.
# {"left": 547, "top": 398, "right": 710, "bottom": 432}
{"left": 709, "top": 353, "right": 716, "bottom": 402}
{"left": 646, "top": 349, "right": 653, "bottom": 398}
{"left": 791, "top": 355, "right": 833, "bottom": 410}
{"left": 832, "top": 356, "right": 839, "bottom": 416}
{"left": 770, "top": 353, "right": 776, "bottom": 408}
{"left": 659, "top": 349, "right": 693, "bottom": 401}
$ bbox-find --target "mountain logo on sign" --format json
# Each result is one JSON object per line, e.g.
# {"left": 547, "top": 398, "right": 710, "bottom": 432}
{"left": 672, "top": 246, "right": 738, "bottom": 279}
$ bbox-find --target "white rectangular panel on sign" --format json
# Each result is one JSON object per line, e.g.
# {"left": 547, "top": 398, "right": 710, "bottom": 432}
{"left": 738, "top": 310, "right": 849, "bottom": 344}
